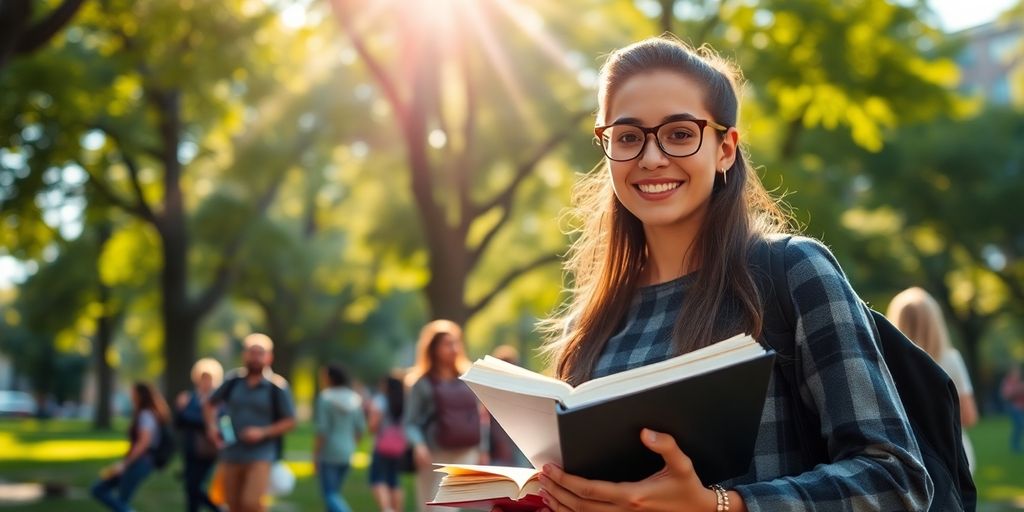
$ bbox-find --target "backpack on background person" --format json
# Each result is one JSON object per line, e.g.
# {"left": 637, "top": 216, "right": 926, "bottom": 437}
{"left": 429, "top": 377, "right": 481, "bottom": 450}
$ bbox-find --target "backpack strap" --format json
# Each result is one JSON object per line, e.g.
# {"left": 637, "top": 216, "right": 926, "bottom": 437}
{"left": 218, "top": 376, "right": 242, "bottom": 405}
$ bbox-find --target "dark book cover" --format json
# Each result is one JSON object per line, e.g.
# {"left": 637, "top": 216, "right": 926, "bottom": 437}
{"left": 555, "top": 351, "right": 775, "bottom": 483}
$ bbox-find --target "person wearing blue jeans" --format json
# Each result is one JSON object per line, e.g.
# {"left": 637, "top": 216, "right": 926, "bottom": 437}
{"left": 91, "top": 456, "right": 155, "bottom": 512}
{"left": 1004, "top": 366, "right": 1024, "bottom": 453}
{"left": 92, "top": 382, "right": 171, "bottom": 512}
{"left": 318, "top": 462, "right": 352, "bottom": 512}
{"left": 314, "top": 364, "right": 366, "bottom": 512}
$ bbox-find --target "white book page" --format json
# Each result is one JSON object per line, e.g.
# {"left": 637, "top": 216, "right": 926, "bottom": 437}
{"left": 463, "top": 382, "right": 564, "bottom": 470}
{"left": 565, "top": 334, "right": 763, "bottom": 408}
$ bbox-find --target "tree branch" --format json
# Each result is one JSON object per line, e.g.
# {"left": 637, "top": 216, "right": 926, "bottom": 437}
{"left": 99, "top": 126, "right": 158, "bottom": 223}
{"left": 468, "top": 111, "right": 587, "bottom": 264}
{"left": 467, "top": 253, "right": 561, "bottom": 317}
{"left": 190, "top": 128, "right": 315, "bottom": 318}
{"left": 474, "top": 110, "right": 588, "bottom": 219}
{"left": 82, "top": 163, "right": 156, "bottom": 223}
{"left": 328, "top": 0, "right": 407, "bottom": 121}
{"left": 13, "top": 0, "right": 87, "bottom": 56}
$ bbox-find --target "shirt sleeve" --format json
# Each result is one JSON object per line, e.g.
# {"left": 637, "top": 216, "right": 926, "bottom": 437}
{"left": 276, "top": 384, "right": 296, "bottom": 420}
{"left": 734, "top": 236, "right": 933, "bottom": 511}
{"left": 403, "top": 378, "right": 433, "bottom": 448}
{"left": 139, "top": 410, "right": 158, "bottom": 434}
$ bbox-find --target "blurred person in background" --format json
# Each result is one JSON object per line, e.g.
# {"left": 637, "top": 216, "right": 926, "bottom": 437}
{"left": 314, "top": 363, "right": 366, "bottom": 512}
{"left": 404, "top": 320, "right": 483, "bottom": 511}
{"left": 92, "top": 382, "right": 171, "bottom": 512}
{"left": 368, "top": 372, "right": 408, "bottom": 512}
{"left": 1002, "top": 364, "right": 1024, "bottom": 453}
{"left": 887, "top": 286, "right": 979, "bottom": 472}
{"left": 176, "top": 358, "right": 225, "bottom": 512}
{"left": 205, "top": 333, "right": 295, "bottom": 512}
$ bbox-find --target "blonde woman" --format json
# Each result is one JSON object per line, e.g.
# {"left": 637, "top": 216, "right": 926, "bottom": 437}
{"left": 887, "top": 286, "right": 978, "bottom": 472}
{"left": 403, "top": 320, "right": 483, "bottom": 511}
{"left": 176, "top": 358, "right": 225, "bottom": 512}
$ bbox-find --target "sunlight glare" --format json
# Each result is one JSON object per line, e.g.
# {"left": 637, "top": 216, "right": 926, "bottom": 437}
{"left": 492, "top": 0, "right": 576, "bottom": 72}
{"left": 281, "top": 3, "right": 307, "bottom": 28}
{"left": 428, "top": 129, "right": 448, "bottom": 149}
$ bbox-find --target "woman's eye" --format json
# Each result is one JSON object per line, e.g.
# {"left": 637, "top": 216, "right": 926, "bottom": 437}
{"left": 617, "top": 133, "right": 642, "bottom": 144}
{"left": 667, "top": 130, "right": 694, "bottom": 141}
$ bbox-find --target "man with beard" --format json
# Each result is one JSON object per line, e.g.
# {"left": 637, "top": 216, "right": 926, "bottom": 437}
{"left": 205, "top": 333, "right": 296, "bottom": 512}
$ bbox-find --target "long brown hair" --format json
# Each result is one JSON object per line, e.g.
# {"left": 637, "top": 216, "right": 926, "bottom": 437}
{"left": 405, "top": 319, "right": 472, "bottom": 386}
{"left": 132, "top": 381, "right": 171, "bottom": 426}
{"left": 542, "top": 37, "right": 792, "bottom": 386}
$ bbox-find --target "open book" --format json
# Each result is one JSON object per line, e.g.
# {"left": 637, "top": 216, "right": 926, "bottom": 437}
{"left": 429, "top": 333, "right": 775, "bottom": 509}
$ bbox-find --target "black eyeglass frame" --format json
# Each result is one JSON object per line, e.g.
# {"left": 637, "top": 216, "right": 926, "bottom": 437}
{"left": 594, "top": 118, "right": 730, "bottom": 162}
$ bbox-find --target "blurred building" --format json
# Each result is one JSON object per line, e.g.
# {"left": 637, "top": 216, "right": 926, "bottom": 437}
{"left": 956, "top": 20, "right": 1023, "bottom": 105}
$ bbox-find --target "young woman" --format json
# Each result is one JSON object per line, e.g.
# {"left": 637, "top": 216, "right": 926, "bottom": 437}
{"left": 368, "top": 373, "right": 408, "bottom": 512}
{"left": 403, "top": 319, "right": 483, "bottom": 512}
{"left": 314, "top": 363, "right": 366, "bottom": 512}
{"left": 508, "top": 37, "right": 932, "bottom": 512}
{"left": 92, "top": 382, "right": 171, "bottom": 512}
{"left": 175, "top": 358, "right": 225, "bottom": 512}
{"left": 887, "top": 286, "right": 979, "bottom": 472}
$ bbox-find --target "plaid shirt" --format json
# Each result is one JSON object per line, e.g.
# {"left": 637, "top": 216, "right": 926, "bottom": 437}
{"left": 591, "top": 236, "right": 932, "bottom": 511}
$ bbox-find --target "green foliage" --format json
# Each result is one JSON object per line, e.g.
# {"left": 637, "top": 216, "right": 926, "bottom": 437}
{"left": 1, "top": 0, "right": 1022, "bottom": 403}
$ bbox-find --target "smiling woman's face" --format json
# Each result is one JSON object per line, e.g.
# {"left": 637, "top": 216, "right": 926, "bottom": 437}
{"left": 605, "top": 70, "right": 728, "bottom": 232}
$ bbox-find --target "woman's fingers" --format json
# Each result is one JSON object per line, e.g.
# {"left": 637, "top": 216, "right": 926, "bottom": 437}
{"left": 541, "top": 465, "right": 618, "bottom": 503}
{"left": 640, "top": 428, "right": 695, "bottom": 477}
{"left": 539, "top": 466, "right": 624, "bottom": 512}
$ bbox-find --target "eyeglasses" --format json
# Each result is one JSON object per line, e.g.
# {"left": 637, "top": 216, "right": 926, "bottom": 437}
{"left": 594, "top": 118, "right": 729, "bottom": 162}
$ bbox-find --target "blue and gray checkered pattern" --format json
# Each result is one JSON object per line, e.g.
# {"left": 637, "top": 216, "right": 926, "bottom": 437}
{"left": 589, "top": 236, "right": 933, "bottom": 511}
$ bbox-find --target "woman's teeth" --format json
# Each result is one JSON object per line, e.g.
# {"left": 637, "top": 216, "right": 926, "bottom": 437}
{"left": 637, "top": 182, "right": 681, "bottom": 194}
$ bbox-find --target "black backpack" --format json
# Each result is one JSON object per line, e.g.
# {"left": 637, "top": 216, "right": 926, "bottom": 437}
{"left": 220, "top": 374, "right": 288, "bottom": 460}
{"left": 150, "top": 422, "right": 177, "bottom": 470}
{"left": 750, "top": 235, "right": 976, "bottom": 512}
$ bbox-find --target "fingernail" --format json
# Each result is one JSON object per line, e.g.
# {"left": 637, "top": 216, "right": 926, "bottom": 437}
{"left": 542, "top": 464, "right": 553, "bottom": 475}
{"left": 645, "top": 429, "right": 658, "bottom": 443}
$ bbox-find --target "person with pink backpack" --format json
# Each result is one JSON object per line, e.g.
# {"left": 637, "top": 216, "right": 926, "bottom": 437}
{"left": 368, "top": 373, "right": 409, "bottom": 512}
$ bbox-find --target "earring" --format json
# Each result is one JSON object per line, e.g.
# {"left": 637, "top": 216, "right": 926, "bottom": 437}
{"left": 718, "top": 169, "right": 728, "bottom": 185}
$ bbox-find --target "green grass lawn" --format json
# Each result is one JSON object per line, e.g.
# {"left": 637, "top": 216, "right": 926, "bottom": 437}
{"left": 0, "top": 417, "right": 1021, "bottom": 511}
{"left": 0, "top": 419, "right": 416, "bottom": 511}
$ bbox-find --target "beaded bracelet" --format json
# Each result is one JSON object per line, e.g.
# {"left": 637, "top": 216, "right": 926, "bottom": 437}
{"left": 710, "top": 484, "right": 730, "bottom": 511}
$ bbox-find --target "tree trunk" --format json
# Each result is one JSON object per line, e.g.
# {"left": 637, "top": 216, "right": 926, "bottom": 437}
{"left": 93, "top": 223, "right": 115, "bottom": 430}
{"left": 659, "top": 0, "right": 674, "bottom": 33}
{"left": 155, "top": 88, "right": 195, "bottom": 398}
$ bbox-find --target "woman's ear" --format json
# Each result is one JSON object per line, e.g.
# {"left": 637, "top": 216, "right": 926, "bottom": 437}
{"left": 716, "top": 127, "right": 739, "bottom": 171}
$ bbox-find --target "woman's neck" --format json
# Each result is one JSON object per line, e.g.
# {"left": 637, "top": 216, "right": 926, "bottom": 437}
{"left": 432, "top": 366, "right": 458, "bottom": 380}
{"left": 641, "top": 222, "right": 700, "bottom": 286}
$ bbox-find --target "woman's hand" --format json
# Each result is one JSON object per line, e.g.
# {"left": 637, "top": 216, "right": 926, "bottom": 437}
{"left": 536, "top": 429, "right": 718, "bottom": 512}
{"left": 176, "top": 391, "right": 190, "bottom": 410}
{"left": 414, "top": 444, "right": 432, "bottom": 470}
{"left": 239, "top": 426, "right": 267, "bottom": 444}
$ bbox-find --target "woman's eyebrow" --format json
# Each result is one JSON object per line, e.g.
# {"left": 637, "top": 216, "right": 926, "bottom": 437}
{"left": 609, "top": 113, "right": 699, "bottom": 125}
